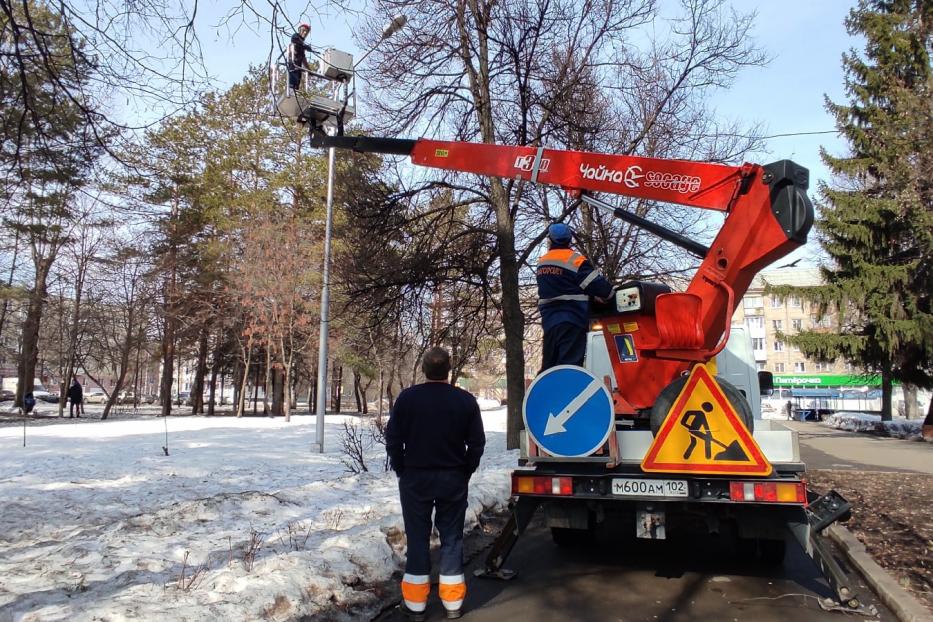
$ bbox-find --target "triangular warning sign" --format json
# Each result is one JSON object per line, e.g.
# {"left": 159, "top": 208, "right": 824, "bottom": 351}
{"left": 642, "top": 364, "right": 771, "bottom": 476}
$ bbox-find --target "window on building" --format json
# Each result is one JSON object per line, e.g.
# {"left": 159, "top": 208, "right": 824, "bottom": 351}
{"left": 773, "top": 341, "right": 784, "bottom": 352}
{"left": 790, "top": 296, "right": 802, "bottom": 308}
{"left": 770, "top": 295, "right": 782, "bottom": 308}
{"left": 752, "top": 338, "right": 765, "bottom": 350}
{"left": 815, "top": 362, "right": 830, "bottom": 372}
{"left": 791, "top": 343, "right": 800, "bottom": 352}
{"left": 746, "top": 316, "right": 763, "bottom": 328}
{"left": 743, "top": 295, "right": 763, "bottom": 310}
{"left": 772, "top": 319, "right": 783, "bottom": 331}
{"left": 792, "top": 319, "right": 802, "bottom": 331}
{"left": 774, "top": 362, "right": 785, "bottom": 373}
{"left": 845, "top": 361, "right": 855, "bottom": 372}
{"left": 756, "top": 362, "right": 766, "bottom": 371}
{"left": 794, "top": 362, "right": 806, "bottom": 372}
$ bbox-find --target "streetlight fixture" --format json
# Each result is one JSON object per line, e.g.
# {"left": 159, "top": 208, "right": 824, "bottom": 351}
{"left": 314, "top": 14, "right": 407, "bottom": 454}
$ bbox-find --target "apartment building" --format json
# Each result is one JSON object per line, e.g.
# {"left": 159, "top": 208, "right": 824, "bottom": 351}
{"left": 732, "top": 266, "right": 869, "bottom": 389}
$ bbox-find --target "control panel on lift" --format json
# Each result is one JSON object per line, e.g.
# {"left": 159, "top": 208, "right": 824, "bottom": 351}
{"left": 596, "top": 281, "right": 672, "bottom": 316}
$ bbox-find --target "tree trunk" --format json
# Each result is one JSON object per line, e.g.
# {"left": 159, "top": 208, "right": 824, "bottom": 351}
{"left": 207, "top": 332, "right": 220, "bottom": 417}
{"left": 307, "top": 367, "right": 316, "bottom": 414}
{"left": 251, "top": 361, "right": 260, "bottom": 416}
{"left": 263, "top": 346, "right": 271, "bottom": 415}
{"left": 0, "top": 228, "right": 20, "bottom": 361}
{"left": 378, "top": 369, "right": 384, "bottom": 417}
{"left": 102, "top": 308, "right": 136, "bottom": 421}
{"left": 236, "top": 337, "right": 252, "bottom": 418}
{"left": 353, "top": 369, "right": 363, "bottom": 412}
{"left": 271, "top": 365, "right": 285, "bottom": 417}
{"left": 454, "top": 0, "right": 526, "bottom": 448}
{"left": 16, "top": 260, "right": 50, "bottom": 407}
{"left": 902, "top": 384, "right": 919, "bottom": 419}
{"left": 191, "top": 328, "right": 209, "bottom": 415}
{"left": 329, "top": 365, "right": 337, "bottom": 412}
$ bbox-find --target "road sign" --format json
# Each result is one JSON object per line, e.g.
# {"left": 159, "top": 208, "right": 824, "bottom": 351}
{"left": 523, "top": 365, "right": 614, "bottom": 458}
{"left": 642, "top": 364, "right": 771, "bottom": 476}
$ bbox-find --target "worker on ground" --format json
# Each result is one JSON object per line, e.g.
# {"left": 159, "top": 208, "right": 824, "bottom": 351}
{"left": 537, "top": 223, "right": 613, "bottom": 370}
{"left": 386, "top": 347, "right": 486, "bottom": 621}
{"left": 287, "top": 23, "right": 315, "bottom": 93}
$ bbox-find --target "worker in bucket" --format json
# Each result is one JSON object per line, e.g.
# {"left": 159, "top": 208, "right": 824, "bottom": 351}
{"left": 386, "top": 347, "right": 486, "bottom": 620}
{"left": 536, "top": 223, "right": 613, "bottom": 370}
{"left": 286, "top": 22, "right": 315, "bottom": 93}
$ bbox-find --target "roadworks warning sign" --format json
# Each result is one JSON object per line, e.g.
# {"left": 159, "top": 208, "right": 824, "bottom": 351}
{"left": 642, "top": 364, "right": 772, "bottom": 476}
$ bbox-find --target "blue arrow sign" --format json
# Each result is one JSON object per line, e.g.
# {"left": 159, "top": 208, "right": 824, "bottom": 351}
{"left": 523, "top": 365, "right": 614, "bottom": 457}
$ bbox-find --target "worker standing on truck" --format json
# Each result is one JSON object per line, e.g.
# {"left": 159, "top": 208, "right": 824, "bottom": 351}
{"left": 537, "top": 223, "right": 613, "bottom": 370}
{"left": 386, "top": 347, "right": 486, "bottom": 620}
{"left": 286, "top": 23, "right": 315, "bottom": 93}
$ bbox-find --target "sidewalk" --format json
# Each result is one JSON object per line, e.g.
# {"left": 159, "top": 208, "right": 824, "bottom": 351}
{"left": 785, "top": 420, "right": 933, "bottom": 474}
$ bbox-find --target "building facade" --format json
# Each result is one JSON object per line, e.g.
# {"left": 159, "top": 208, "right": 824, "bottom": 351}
{"left": 732, "top": 266, "right": 866, "bottom": 389}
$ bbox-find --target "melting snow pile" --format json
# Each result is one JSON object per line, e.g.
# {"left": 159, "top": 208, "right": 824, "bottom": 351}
{"left": 0, "top": 409, "right": 515, "bottom": 621}
{"left": 825, "top": 411, "right": 924, "bottom": 441}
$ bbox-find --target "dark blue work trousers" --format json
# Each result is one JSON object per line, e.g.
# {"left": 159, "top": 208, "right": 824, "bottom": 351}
{"left": 399, "top": 469, "right": 469, "bottom": 576}
{"left": 541, "top": 322, "right": 587, "bottom": 371}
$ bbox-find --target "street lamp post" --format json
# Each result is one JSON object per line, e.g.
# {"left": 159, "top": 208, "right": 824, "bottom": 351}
{"left": 314, "top": 15, "right": 406, "bottom": 454}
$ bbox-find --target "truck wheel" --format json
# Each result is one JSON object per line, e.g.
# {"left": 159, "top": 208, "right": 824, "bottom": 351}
{"left": 550, "top": 527, "right": 593, "bottom": 547}
{"left": 649, "top": 375, "right": 754, "bottom": 436}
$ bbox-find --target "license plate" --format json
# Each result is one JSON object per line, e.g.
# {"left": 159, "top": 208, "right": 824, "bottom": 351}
{"left": 612, "top": 478, "right": 688, "bottom": 498}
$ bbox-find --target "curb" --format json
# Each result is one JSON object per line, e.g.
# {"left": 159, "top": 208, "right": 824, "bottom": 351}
{"left": 826, "top": 524, "right": 931, "bottom": 622}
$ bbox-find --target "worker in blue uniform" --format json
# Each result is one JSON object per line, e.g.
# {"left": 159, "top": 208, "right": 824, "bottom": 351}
{"left": 386, "top": 347, "right": 486, "bottom": 620}
{"left": 537, "top": 223, "right": 613, "bottom": 370}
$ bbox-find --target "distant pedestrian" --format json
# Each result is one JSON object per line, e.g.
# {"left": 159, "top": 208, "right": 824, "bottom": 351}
{"left": 386, "top": 347, "right": 486, "bottom": 620}
{"left": 68, "top": 379, "right": 83, "bottom": 418}
{"left": 23, "top": 392, "right": 36, "bottom": 415}
{"left": 785, "top": 400, "right": 793, "bottom": 420}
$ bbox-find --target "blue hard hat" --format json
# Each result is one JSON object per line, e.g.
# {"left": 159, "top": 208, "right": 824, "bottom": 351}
{"left": 548, "top": 223, "right": 572, "bottom": 244}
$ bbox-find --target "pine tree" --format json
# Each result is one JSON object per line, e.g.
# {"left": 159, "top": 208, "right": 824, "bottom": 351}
{"left": 771, "top": 0, "right": 932, "bottom": 420}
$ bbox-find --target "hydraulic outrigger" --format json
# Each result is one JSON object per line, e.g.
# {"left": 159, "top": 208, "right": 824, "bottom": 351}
{"left": 280, "top": 70, "right": 864, "bottom": 610}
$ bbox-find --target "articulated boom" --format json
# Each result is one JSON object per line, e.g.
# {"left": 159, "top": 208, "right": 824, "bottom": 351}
{"left": 313, "top": 134, "right": 814, "bottom": 413}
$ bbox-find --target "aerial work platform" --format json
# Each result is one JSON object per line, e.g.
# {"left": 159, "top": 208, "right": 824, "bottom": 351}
{"left": 272, "top": 47, "right": 355, "bottom": 133}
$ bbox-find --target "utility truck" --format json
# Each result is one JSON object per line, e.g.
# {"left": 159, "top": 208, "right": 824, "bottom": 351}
{"left": 275, "top": 53, "right": 861, "bottom": 610}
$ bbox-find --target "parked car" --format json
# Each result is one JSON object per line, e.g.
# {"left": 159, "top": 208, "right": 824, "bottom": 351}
{"left": 84, "top": 388, "right": 107, "bottom": 404}
{"left": 116, "top": 391, "right": 136, "bottom": 405}
{"left": 142, "top": 394, "right": 157, "bottom": 404}
{"left": 175, "top": 391, "right": 192, "bottom": 406}
{"left": 0, "top": 389, "right": 14, "bottom": 402}
{"left": 35, "top": 389, "right": 60, "bottom": 403}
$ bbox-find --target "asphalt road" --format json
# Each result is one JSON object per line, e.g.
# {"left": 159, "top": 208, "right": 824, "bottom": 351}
{"left": 375, "top": 421, "right": 917, "bottom": 622}
{"left": 375, "top": 518, "right": 892, "bottom": 622}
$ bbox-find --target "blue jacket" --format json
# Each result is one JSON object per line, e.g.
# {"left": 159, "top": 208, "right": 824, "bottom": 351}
{"left": 536, "top": 247, "right": 612, "bottom": 330}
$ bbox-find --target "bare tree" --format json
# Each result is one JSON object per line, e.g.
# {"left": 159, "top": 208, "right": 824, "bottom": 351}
{"left": 358, "top": 0, "right": 766, "bottom": 447}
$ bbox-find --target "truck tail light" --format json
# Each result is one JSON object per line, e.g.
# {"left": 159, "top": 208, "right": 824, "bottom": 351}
{"left": 512, "top": 475, "right": 573, "bottom": 496}
{"left": 730, "top": 481, "right": 806, "bottom": 504}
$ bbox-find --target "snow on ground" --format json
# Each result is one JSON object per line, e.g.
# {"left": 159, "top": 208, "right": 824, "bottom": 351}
{"left": 825, "top": 411, "right": 925, "bottom": 441}
{"left": 0, "top": 408, "right": 515, "bottom": 621}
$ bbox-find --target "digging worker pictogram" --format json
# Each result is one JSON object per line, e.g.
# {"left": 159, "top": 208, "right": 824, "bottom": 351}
{"left": 680, "top": 401, "right": 749, "bottom": 462}
{"left": 536, "top": 223, "right": 613, "bottom": 370}
{"left": 386, "top": 347, "right": 486, "bottom": 620}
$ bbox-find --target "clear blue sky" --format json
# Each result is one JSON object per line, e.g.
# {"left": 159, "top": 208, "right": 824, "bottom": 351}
{"left": 194, "top": 0, "right": 859, "bottom": 263}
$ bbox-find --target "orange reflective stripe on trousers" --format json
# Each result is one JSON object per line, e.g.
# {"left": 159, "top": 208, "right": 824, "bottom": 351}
{"left": 438, "top": 573, "right": 466, "bottom": 611}
{"left": 401, "top": 573, "right": 430, "bottom": 612}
